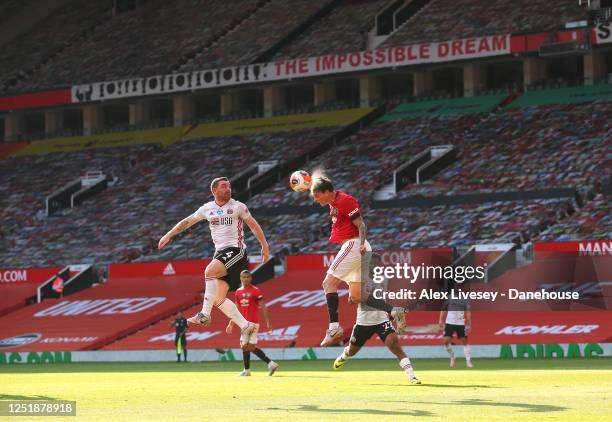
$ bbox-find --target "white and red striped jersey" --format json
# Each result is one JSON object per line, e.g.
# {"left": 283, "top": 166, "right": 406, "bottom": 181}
{"left": 194, "top": 198, "right": 250, "bottom": 251}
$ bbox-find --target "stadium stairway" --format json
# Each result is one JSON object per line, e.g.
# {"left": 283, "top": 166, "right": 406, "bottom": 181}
{"left": 170, "top": 0, "right": 271, "bottom": 73}
{"left": 234, "top": 104, "right": 387, "bottom": 202}
{"left": 254, "top": 0, "right": 341, "bottom": 63}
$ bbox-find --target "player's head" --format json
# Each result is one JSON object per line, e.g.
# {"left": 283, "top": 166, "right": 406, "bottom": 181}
{"left": 368, "top": 253, "right": 382, "bottom": 272}
{"left": 310, "top": 175, "right": 335, "bottom": 206}
{"left": 211, "top": 177, "right": 231, "bottom": 202}
{"left": 240, "top": 270, "right": 253, "bottom": 286}
{"left": 177, "top": 311, "right": 183, "bottom": 318}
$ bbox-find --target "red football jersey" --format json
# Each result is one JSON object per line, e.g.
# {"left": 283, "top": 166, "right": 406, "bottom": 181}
{"left": 235, "top": 285, "right": 263, "bottom": 323}
{"left": 329, "top": 191, "right": 361, "bottom": 243}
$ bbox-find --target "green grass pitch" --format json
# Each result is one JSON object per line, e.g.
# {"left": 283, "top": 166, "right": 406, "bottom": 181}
{"left": 1, "top": 358, "right": 611, "bottom": 421}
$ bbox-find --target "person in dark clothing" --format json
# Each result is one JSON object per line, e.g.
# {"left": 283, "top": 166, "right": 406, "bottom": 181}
{"left": 171, "top": 311, "right": 188, "bottom": 362}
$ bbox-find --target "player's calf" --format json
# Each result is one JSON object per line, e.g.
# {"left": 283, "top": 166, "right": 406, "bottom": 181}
{"left": 385, "top": 333, "right": 420, "bottom": 384}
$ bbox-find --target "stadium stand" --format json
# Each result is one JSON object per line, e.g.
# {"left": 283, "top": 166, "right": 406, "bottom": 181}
{"left": 271, "top": 0, "right": 388, "bottom": 60}
{"left": 0, "top": 124, "right": 342, "bottom": 267}
{"left": 0, "top": 0, "right": 112, "bottom": 92}
{"left": 537, "top": 194, "right": 611, "bottom": 241}
{"left": 398, "top": 100, "right": 612, "bottom": 197}
{"left": 382, "top": 0, "right": 587, "bottom": 46}
{"left": 252, "top": 198, "right": 575, "bottom": 254}
{"left": 246, "top": 95, "right": 504, "bottom": 209}
{"left": 180, "top": 0, "right": 334, "bottom": 72}
{"left": 10, "top": 0, "right": 260, "bottom": 91}
{"left": 1, "top": 89, "right": 609, "bottom": 266}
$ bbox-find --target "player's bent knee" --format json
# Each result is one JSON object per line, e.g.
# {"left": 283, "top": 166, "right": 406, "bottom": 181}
{"left": 205, "top": 259, "right": 226, "bottom": 278}
{"left": 322, "top": 275, "right": 341, "bottom": 292}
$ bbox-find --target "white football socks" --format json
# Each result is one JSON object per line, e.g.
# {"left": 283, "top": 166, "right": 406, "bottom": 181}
{"left": 201, "top": 277, "right": 218, "bottom": 316}
{"left": 399, "top": 357, "right": 416, "bottom": 379}
{"left": 217, "top": 298, "right": 249, "bottom": 329}
{"left": 340, "top": 347, "right": 351, "bottom": 360}
{"left": 463, "top": 345, "right": 472, "bottom": 362}
{"left": 329, "top": 322, "right": 340, "bottom": 330}
{"left": 445, "top": 344, "right": 455, "bottom": 358}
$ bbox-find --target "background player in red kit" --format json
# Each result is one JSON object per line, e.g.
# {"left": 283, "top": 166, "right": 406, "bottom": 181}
{"left": 227, "top": 270, "right": 279, "bottom": 376}
{"left": 310, "top": 175, "right": 406, "bottom": 346}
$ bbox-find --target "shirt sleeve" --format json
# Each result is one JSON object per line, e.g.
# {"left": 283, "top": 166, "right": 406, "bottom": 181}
{"left": 239, "top": 202, "right": 251, "bottom": 219}
{"left": 194, "top": 205, "right": 208, "bottom": 221}
{"left": 254, "top": 287, "right": 263, "bottom": 301}
{"left": 338, "top": 196, "right": 361, "bottom": 220}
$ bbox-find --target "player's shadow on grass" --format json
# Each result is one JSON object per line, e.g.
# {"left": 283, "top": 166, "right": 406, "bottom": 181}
{"left": 264, "top": 404, "right": 435, "bottom": 418}
{"left": 370, "top": 383, "right": 501, "bottom": 389}
{"left": 0, "top": 394, "right": 58, "bottom": 401}
{"left": 407, "top": 398, "right": 567, "bottom": 413}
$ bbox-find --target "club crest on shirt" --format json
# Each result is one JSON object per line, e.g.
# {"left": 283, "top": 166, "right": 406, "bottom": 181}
{"left": 227, "top": 209, "right": 233, "bottom": 214}
{"left": 330, "top": 207, "right": 338, "bottom": 224}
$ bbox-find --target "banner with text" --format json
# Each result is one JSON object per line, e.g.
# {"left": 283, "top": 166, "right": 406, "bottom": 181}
{"left": 0, "top": 267, "right": 62, "bottom": 284}
{"left": 595, "top": 22, "right": 612, "bottom": 44}
{"left": 71, "top": 35, "right": 510, "bottom": 103}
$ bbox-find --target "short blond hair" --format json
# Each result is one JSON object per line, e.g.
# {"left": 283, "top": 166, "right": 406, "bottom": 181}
{"left": 210, "top": 177, "right": 229, "bottom": 193}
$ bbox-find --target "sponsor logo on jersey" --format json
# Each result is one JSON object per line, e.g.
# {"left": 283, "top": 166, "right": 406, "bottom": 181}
{"left": 0, "top": 333, "right": 42, "bottom": 349}
{"left": 163, "top": 263, "right": 176, "bottom": 275}
{"left": 348, "top": 208, "right": 360, "bottom": 217}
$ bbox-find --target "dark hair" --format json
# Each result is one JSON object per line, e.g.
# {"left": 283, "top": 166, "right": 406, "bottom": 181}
{"left": 371, "top": 253, "right": 382, "bottom": 262}
{"left": 210, "top": 177, "right": 229, "bottom": 192}
{"left": 310, "top": 176, "right": 334, "bottom": 194}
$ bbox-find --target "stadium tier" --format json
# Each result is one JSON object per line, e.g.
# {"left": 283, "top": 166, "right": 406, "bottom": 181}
{"left": 180, "top": 0, "right": 334, "bottom": 72}
{"left": 0, "top": 0, "right": 594, "bottom": 93}
{"left": 1, "top": 90, "right": 610, "bottom": 267}
{"left": 6, "top": 0, "right": 260, "bottom": 92}
{"left": 0, "top": 0, "right": 113, "bottom": 92}
{"left": 382, "top": 0, "right": 587, "bottom": 46}
{"left": 538, "top": 194, "right": 611, "bottom": 241}
{"left": 0, "top": 122, "right": 343, "bottom": 268}
{"left": 271, "top": 0, "right": 388, "bottom": 60}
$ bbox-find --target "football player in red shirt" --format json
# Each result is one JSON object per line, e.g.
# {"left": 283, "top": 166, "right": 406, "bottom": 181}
{"left": 226, "top": 270, "right": 279, "bottom": 376}
{"left": 310, "top": 175, "right": 406, "bottom": 346}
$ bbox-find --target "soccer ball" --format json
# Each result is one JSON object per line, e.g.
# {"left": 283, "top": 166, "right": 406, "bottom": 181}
{"left": 289, "top": 170, "right": 312, "bottom": 193}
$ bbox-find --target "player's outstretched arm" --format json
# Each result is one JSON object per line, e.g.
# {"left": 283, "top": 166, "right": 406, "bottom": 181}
{"left": 465, "top": 310, "right": 472, "bottom": 334}
{"left": 158, "top": 213, "right": 204, "bottom": 250}
{"left": 438, "top": 310, "right": 447, "bottom": 331}
{"left": 244, "top": 215, "right": 270, "bottom": 262}
{"left": 259, "top": 300, "right": 272, "bottom": 331}
{"left": 351, "top": 216, "right": 367, "bottom": 255}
